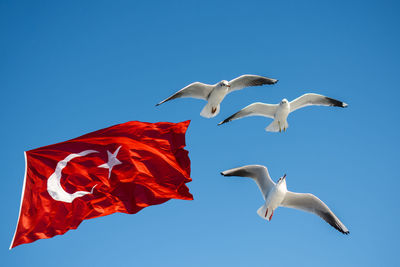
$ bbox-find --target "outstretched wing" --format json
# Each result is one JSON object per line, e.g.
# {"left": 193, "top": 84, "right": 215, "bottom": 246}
{"left": 221, "top": 165, "right": 275, "bottom": 199}
{"left": 156, "top": 82, "right": 214, "bottom": 106}
{"left": 281, "top": 191, "right": 349, "bottom": 234}
{"left": 218, "top": 102, "right": 277, "bottom": 125}
{"left": 228, "top": 74, "right": 278, "bottom": 93}
{"left": 289, "top": 93, "right": 348, "bottom": 113}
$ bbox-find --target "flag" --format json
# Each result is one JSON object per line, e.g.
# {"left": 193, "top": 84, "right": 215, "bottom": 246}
{"left": 10, "top": 120, "right": 192, "bottom": 249}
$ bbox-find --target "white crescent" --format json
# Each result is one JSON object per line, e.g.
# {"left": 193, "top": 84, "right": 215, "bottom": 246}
{"left": 47, "top": 150, "right": 99, "bottom": 203}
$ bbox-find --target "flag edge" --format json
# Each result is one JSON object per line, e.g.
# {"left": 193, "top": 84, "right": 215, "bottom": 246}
{"left": 9, "top": 151, "right": 28, "bottom": 250}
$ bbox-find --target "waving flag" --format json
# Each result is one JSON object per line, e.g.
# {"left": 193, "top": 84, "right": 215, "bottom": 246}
{"left": 10, "top": 120, "right": 192, "bottom": 249}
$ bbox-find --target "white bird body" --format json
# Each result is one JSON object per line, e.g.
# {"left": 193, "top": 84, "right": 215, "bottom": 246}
{"left": 219, "top": 93, "right": 348, "bottom": 132}
{"left": 156, "top": 75, "right": 278, "bottom": 118}
{"left": 221, "top": 165, "right": 349, "bottom": 234}
{"left": 266, "top": 99, "right": 290, "bottom": 132}
{"left": 259, "top": 178, "right": 287, "bottom": 221}
{"left": 200, "top": 81, "right": 230, "bottom": 118}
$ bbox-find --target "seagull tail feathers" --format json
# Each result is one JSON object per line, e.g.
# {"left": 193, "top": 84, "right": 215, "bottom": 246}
{"left": 265, "top": 120, "right": 289, "bottom": 132}
{"left": 266, "top": 120, "right": 279, "bottom": 132}
{"left": 200, "top": 103, "right": 220, "bottom": 118}
{"left": 257, "top": 204, "right": 272, "bottom": 221}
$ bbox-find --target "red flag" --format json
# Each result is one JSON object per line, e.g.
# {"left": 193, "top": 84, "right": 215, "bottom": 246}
{"left": 10, "top": 120, "right": 192, "bottom": 249}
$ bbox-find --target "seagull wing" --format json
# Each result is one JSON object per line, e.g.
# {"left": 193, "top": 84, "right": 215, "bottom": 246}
{"left": 289, "top": 93, "right": 348, "bottom": 113}
{"left": 228, "top": 74, "right": 278, "bottom": 93}
{"left": 221, "top": 165, "right": 275, "bottom": 200}
{"left": 280, "top": 191, "right": 349, "bottom": 234}
{"left": 156, "top": 82, "right": 214, "bottom": 106}
{"left": 218, "top": 102, "right": 277, "bottom": 125}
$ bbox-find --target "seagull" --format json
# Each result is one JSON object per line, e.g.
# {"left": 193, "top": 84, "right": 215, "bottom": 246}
{"left": 156, "top": 75, "right": 278, "bottom": 118}
{"left": 218, "top": 93, "right": 348, "bottom": 132}
{"left": 221, "top": 165, "right": 349, "bottom": 235}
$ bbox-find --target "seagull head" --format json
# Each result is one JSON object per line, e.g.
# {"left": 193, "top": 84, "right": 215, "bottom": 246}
{"left": 277, "top": 174, "right": 287, "bottom": 184}
{"left": 280, "top": 99, "right": 289, "bottom": 105}
{"left": 219, "top": 80, "right": 230, "bottom": 88}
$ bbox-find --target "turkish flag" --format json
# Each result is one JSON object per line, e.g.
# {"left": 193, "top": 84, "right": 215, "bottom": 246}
{"left": 10, "top": 120, "right": 192, "bottom": 249}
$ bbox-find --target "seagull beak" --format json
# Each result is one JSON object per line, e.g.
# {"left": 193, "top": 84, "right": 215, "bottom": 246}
{"left": 226, "top": 84, "right": 230, "bottom": 87}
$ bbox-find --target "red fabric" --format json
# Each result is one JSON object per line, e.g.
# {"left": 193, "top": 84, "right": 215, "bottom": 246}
{"left": 10, "top": 120, "right": 192, "bottom": 249}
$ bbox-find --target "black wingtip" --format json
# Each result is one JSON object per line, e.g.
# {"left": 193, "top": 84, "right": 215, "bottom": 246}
{"left": 338, "top": 228, "right": 350, "bottom": 235}
{"left": 325, "top": 97, "right": 348, "bottom": 108}
{"left": 322, "top": 211, "right": 350, "bottom": 235}
{"left": 218, "top": 115, "right": 236, "bottom": 126}
{"left": 220, "top": 172, "right": 225, "bottom": 176}
{"left": 218, "top": 119, "right": 229, "bottom": 126}
{"left": 340, "top": 230, "right": 350, "bottom": 235}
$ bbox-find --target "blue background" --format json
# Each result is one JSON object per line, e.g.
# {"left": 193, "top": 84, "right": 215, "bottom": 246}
{"left": 1, "top": 0, "right": 399, "bottom": 266}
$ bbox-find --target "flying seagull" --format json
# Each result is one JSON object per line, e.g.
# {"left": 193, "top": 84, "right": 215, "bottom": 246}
{"left": 156, "top": 75, "right": 278, "bottom": 118}
{"left": 218, "top": 93, "right": 347, "bottom": 132}
{"left": 221, "top": 165, "right": 349, "bottom": 235}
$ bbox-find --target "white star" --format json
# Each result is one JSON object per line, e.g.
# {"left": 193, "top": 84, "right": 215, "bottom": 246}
{"left": 98, "top": 146, "right": 122, "bottom": 179}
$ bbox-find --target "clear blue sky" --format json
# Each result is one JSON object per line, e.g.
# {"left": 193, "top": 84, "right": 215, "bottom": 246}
{"left": 1, "top": 0, "right": 399, "bottom": 266}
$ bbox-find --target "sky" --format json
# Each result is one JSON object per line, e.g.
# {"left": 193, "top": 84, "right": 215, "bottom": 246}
{"left": 1, "top": 0, "right": 399, "bottom": 266}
